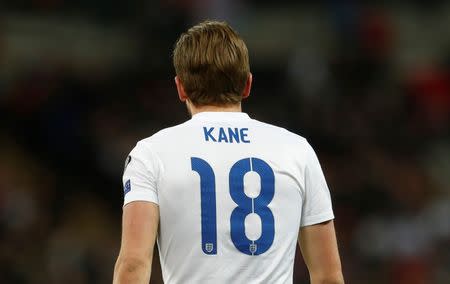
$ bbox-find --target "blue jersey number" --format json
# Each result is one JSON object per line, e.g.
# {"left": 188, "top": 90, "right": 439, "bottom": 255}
{"left": 191, "top": 158, "right": 218, "bottom": 255}
{"left": 191, "top": 157, "right": 275, "bottom": 256}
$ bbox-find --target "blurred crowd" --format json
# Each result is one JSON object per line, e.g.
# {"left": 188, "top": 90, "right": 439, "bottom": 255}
{"left": 1, "top": 1, "right": 450, "bottom": 283}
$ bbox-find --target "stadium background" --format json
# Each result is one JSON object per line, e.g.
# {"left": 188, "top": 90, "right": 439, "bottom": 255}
{"left": 1, "top": 0, "right": 449, "bottom": 283}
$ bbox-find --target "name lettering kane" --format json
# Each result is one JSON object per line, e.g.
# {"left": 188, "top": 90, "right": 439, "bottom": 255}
{"left": 203, "top": 127, "right": 250, "bottom": 143}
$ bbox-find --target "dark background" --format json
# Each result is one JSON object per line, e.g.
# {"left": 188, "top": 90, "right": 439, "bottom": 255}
{"left": 1, "top": 0, "right": 449, "bottom": 283}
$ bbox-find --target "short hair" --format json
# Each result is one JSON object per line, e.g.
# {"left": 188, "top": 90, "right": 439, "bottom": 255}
{"left": 173, "top": 20, "right": 250, "bottom": 106}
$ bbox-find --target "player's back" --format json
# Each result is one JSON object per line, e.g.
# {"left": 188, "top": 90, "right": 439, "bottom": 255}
{"left": 123, "top": 112, "right": 334, "bottom": 284}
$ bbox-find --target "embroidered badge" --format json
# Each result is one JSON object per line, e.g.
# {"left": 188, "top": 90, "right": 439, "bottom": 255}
{"left": 124, "top": 179, "right": 131, "bottom": 195}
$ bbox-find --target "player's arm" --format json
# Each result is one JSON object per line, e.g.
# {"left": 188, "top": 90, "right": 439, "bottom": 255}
{"left": 113, "top": 201, "right": 159, "bottom": 284}
{"left": 299, "top": 220, "right": 344, "bottom": 284}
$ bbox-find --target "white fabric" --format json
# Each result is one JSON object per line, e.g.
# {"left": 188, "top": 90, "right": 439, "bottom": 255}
{"left": 122, "top": 112, "right": 334, "bottom": 284}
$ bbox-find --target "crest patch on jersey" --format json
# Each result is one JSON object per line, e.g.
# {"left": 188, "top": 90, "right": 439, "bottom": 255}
{"left": 123, "top": 156, "right": 132, "bottom": 173}
{"left": 124, "top": 179, "right": 131, "bottom": 195}
{"left": 205, "top": 243, "right": 214, "bottom": 253}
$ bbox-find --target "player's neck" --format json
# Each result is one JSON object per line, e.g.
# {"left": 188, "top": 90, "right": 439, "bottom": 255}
{"left": 188, "top": 103, "right": 242, "bottom": 116}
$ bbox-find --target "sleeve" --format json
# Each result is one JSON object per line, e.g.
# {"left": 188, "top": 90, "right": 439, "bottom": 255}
{"left": 300, "top": 142, "right": 335, "bottom": 227}
{"left": 122, "top": 142, "right": 161, "bottom": 206}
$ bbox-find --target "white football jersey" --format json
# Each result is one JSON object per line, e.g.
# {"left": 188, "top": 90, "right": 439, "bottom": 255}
{"left": 123, "top": 112, "right": 334, "bottom": 284}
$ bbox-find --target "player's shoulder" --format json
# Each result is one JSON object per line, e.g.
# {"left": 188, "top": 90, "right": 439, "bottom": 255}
{"left": 250, "top": 118, "right": 308, "bottom": 145}
{"left": 133, "top": 121, "right": 190, "bottom": 149}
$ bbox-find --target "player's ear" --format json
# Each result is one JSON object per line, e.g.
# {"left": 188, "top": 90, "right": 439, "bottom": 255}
{"left": 175, "top": 76, "right": 188, "bottom": 102}
{"left": 242, "top": 73, "right": 252, "bottom": 99}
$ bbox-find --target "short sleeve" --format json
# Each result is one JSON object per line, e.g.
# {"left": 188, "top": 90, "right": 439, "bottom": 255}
{"left": 122, "top": 142, "right": 161, "bottom": 206}
{"left": 300, "top": 142, "right": 334, "bottom": 227}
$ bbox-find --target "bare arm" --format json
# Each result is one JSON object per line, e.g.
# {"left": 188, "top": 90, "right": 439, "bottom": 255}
{"left": 299, "top": 220, "right": 344, "bottom": 284}
{"left": 113, "top": 201, "right": 159, "bottom": 284}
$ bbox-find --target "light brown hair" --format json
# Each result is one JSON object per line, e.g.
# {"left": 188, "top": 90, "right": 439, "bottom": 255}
{"left": 173, "top": 20, "right": 250, "bottom": 106}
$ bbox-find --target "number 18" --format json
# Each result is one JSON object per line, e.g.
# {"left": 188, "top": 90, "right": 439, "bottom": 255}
{"left": 191, "top": 157, "right": 275, "bottom": 256}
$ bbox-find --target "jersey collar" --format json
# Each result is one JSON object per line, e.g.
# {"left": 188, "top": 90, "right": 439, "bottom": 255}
{"left": 191, "top": 111, "right": 250, "bottom": 121}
